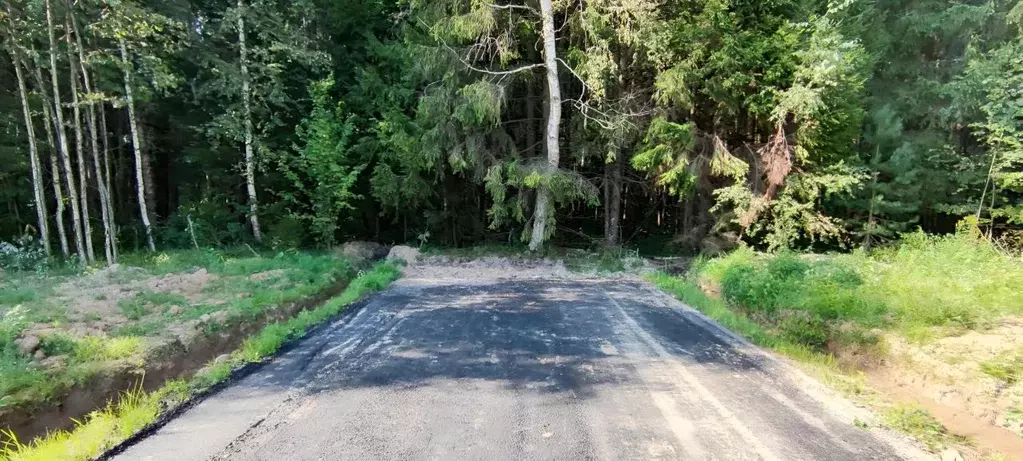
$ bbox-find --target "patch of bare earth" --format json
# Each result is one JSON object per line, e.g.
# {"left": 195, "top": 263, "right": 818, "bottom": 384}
{"left": 868, "top": 318, "right": 1023, "bottom": 459}
{"left": 402, "top": 256, "right": 578, "bottom": 280}
{"left": 402, "top": 255, "right": 651, "bottom": 281}
{"left": 17, "top": 265, "right": 217, "bottom": 341}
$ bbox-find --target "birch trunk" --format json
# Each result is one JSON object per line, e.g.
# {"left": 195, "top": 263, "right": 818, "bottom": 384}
{"left": 119, "top": 38, "right": 156, "bottom": 251}
{"left": 72, "top": 19, "right": 116, "bottom": 264}
{"left": 46, "top": 0, "right": 86, "bottom": 264}
{"left": 101, "top": 107, "right": 116, "bottom": 250}
{"left": 9, "top": 48, "right": 51, "bottom": 256}
{"left": 32, "top": 62, "right": 70, "bottom": 257}
{"left": 66, "top": 22, "right": 96, "bottom": 264}
{"left": 237, "top": 0, "right": 262, "bottom": 242}
{"left": 528, "top": 0, "right": 561, "bottom": 251}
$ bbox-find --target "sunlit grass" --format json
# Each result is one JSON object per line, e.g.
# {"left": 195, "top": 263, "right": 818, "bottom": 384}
{"left": 0, "top": 262, "right": 400, "bottom": 461}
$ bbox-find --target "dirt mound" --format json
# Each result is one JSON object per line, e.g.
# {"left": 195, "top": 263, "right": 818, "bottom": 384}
{"left": 340, "top": 241, "right": 389, "bottom": 263}
{"left": 387, "top": 245, "right": 420, "bottom": 264}
{"left": 144, "top": 268, "right": 212, "bottom": 299}
{"left": 403, "top": 256, "right": 577, "bottom": 280}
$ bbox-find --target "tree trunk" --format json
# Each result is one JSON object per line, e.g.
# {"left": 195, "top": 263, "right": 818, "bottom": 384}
{"left": 9, "top": 48, "right": 51, "bottom": 256}
{"left": 101, "top": 106, "right": 116, "bottom": 256}
{"left": 528, "top": 0, "right": 561, "bottom": 251}
{"left": 119, "top": 38, "right": 156, "bottom": 251}
{"left": 72, "top": 18, "right": 116, "bottom": 264}
{"left": 141, "top": 120, "right": 156, "bottom": 219}
{"left": 66, "top": 21, "right": 96, "bottom": 264}
{"left": 100, "top": 106, "right": 118, "bottom": 261}
{"left": 46, "top": 0, "right": 86, "bottom": 264}
{"left": 32, "top": 60, "right": 70, "bottom": 257}
{"left": 604, "top": 149, "right": 622, "bottom": 247}
{"left": 237, "top": 0, "right": 262, "bottom": 242}
{"left": 525, "top": 59, "right": 538, "bottom": 158}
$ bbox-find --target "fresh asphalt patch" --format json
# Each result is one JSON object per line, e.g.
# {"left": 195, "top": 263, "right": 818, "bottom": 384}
{"left": 113, "top": 276, "right": 927, "bottom": 461}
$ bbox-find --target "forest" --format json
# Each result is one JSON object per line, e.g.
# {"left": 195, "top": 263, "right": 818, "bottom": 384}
{"left": 0, "top": 0, "right": 1022, "bottom": 261}
{"left": 5, "top": 1, "right": 1023, "bottom": 458}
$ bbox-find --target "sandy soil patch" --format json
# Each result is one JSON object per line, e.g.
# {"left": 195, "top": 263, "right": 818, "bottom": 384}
{"left": 868, "top": 318, "right": 1023, "bottom": 458}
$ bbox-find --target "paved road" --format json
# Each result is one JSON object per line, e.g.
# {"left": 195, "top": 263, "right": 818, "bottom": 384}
{"left": 115, "top": 276, "right": 922, "bottom": 461}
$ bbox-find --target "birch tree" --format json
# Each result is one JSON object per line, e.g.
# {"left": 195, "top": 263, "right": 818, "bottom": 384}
{"left": 93, "top": 1, "right": 183, "bottom": 252}
{"left": 6, "top": 44, "right": 51, "bottom": 256}
{"left": 45, "top": 0, "right": 87, "bottom": 263}
{"left": 119, "top": 37, "right": 155, "bottom": 251}
{"left": 65, "top": 16, "right": 96, "bottom": 263}
{"left": 236, "top": 0, "right": 261, "bottom": 242}
{"left": 71, "top": 15, "right": 116, "bottom": 263}
{"left": 527, "top": 0, "right": 561, "bottom": 251}
{"left": 31, "top": 58, "right": 70, "bottom": 257}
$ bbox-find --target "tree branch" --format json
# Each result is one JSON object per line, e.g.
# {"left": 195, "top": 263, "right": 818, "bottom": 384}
{"left": 487, "top": 3, "right": 538, "bottom": 15}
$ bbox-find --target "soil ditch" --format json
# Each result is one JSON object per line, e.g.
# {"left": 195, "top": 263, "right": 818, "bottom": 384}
{"left": 0, "top": 277, "right": 351, "bottom": 443}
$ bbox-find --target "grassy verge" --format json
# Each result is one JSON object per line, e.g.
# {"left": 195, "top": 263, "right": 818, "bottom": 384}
{"left": 0, "top": 262, "right": 401, "bottom": 461}
{"left": 0, "top": 248, "right": 346, "bottom": 409}
{"left": 646, "top": 230, "right": 1023, "bottom": 453}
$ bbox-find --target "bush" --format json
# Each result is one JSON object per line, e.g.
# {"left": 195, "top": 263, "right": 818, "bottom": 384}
{"left": 0, "top": 234, "right": 48, "bottom": 272}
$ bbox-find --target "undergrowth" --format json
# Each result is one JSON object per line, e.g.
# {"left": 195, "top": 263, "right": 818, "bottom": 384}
{"left": 649, "top": 229, "right": 1020, "bottom": 453}
{"left": 0, "top": 262, "right": 400, "bottom": 461}
{"left": 696, "top": 231, "right": 1023, "bottom": 346}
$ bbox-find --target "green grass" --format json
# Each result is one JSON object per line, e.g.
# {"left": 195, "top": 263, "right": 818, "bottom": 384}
{"left": 0, "top": 262, "right": 400, "bottom": 461}
{"left": 687, "top": 231, "right": 1023, "bottom": 349}
{"left": 0, "top": 248, "right": 351, "bottom": 412}
{"left": 649, "top": 230, "right": 1019, "bottom": 451}
{"left": 882, "top": 404, "right": 963, "bottom": 451}
{"left": 979, "top": 348, "right": 1023, "bottom": 385}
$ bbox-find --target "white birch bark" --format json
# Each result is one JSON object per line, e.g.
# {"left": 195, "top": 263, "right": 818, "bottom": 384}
{"left": 119, "top": 37, "right": 156, "bottom": 251}
{"left": 32, "top": 62, "right": 70, "bottom": 257}
{"left": 9, "top": 48, "right": 51, "bottom": 256}
{"left": 46, "top": 0, "right": 86, "bottom": 263}
{"left": 66, "top": 22, "right": 96, "bottom": 263}
{"left": 237, "top": 0, "right": 262, "bottom": 242}
{"left": 528, "top": 0, "right": 562, "bottom": 251}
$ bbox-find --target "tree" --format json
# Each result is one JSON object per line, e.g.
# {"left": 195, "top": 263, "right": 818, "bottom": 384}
{"left": 4, "top": 41, "right": 50, "bottom": 256}
{"left": 279, "top": 75, "right": 364, "bottom": 247}
{"left": 65, "top": 15, "right": 96, "bottom": 263}
{"left": 69, "top": 13, "right": 117, "bottom": 263}
{"left": 236, "top": 0, "right": 261, "bottom": 242}
{"left": 527, "top": 0, "right": 563, "bottom": 251}
{"left": 46, "top": 0, "right": 87, "bottom": 263}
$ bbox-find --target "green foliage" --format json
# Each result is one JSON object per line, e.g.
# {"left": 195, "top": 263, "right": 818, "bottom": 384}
{"left": 0, "top": 234, "right": 48, "bottom": 273}
{"left": 979, "top": 348, "right": 1023, "bottom": 385}
{"left": 882, "top": 404, "right": 952, "bottom": 451}
{"left": 706, "top": 248, "right": 886, "bottom": 352}
{"left": 2, "top": 0, "right": 1023, "bottom": 269}
{"left": 691, "top": 229, "right": 1023, "bottom": 351}
{"left": 278, "top": 75, "right": 364, "bottom": 247}
{"left": 632, "top": 118, "right": 696, "bottom": 196}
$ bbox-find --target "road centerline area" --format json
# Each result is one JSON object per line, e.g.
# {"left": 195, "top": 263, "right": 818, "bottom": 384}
{"left": 114, "top": 277, "right": 922, "bottom": 461}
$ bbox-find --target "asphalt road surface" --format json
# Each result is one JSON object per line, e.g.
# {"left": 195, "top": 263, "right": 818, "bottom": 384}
{"left": 114, "top": 275, "right": 923, "bottom": 461}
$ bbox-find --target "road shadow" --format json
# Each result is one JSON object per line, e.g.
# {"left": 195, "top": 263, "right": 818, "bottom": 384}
{"left": 239, "top": 279, "right": 767, "bottom": 400}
